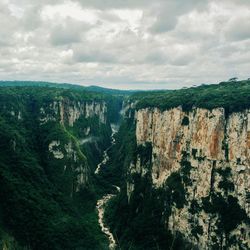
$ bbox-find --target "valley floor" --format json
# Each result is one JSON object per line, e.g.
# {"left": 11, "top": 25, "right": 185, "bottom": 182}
{"left": 95, "top": 126, "right": 120, "bottom": 250}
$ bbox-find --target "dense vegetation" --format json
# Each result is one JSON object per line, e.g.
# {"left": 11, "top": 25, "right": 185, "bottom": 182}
{"left": 0, "top": 80, "right": 82, "bottom": 89}
{"left": 103, "top": 79, "right": 250, "bottom": 249}
{"left": 103, "top": 116, "right": 192, "bottom": 250}
{"left": 0, "top": 81, "right": 136, "bottom": 96}
{"left": 1, "top": 80, "right": 250, "bottom": 249}
{"left": 0, "top": 86, "right": 123, "bottom": 249}
{"left": 105, "top": 118, "right": 249, "bottom": 249}
{"left": 133, "top": 80, "right": 250, "bottom": 115}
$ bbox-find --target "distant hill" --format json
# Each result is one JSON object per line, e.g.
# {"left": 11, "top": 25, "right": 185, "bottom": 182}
{"left": 84, "top": 85, "right": 137, "bottom": 95}
{"left": 0, "top": 81, "right": 137, "bottom": 96}
{"left": 0, "top": 80, "right": 79, "bottom": 89}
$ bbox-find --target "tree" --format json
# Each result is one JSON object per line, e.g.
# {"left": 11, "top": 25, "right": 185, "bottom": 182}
{"left": 228, "top": 77, "right": 238, "bottom": 82}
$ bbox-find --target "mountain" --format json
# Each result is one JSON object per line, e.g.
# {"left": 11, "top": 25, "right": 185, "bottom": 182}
{"left": 0, "top": 80, "right": 83, "bottom": 89}
{"left": 105, "top": 80, "right": 250, "bottom": 250}
{"left": 84, "top": 85, "right": 137, "bottom": 95}
{"left": 0, "top": 86, "right": 121, "bottom": 249}
{"left": 0, "top": 80, "right": 250, "bottom": 250}
{"left": 0, "top": 81, "right": 136, "bottom": 96}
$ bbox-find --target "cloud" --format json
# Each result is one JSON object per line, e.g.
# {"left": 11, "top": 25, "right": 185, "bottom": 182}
{"left": 20, "top": 5, "right": 43, "bottom": 31}
{"left": 73, "top": 46, "right": 117, "bottom": 63}
{"left": 224, "top": 15, "right": 250, "bottom": 41}
{"left": 149, "top": 0, "right": 209, "bottom": 33}
{"left": 0, "top": 0, "right": 250, "bottom": 89}
{"left": 0, "top": 2, "right": 19, "bottom": 46}
{"left": 50, "top": 18, "right": 91, "bottom": 46}
{"left": 74, "top": 0, "right": 153, "bottom": 9}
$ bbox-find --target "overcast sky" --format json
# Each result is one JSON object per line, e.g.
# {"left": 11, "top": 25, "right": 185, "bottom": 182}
{"left": 0, "top": 0, "right": 250, "bottom": 89}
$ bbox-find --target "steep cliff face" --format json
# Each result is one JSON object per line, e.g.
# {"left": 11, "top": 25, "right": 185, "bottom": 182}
{"left": 128, "top": 106, "right": 250, "bottom": 249}
{"left": 38, "top": 99, "right": 109, "bottom": 193}
{"left": 0, "top": 88, "right": 115, "bottom": 250}
{"left": 5, "top": 97, "right": 110, "bottom": 196}
{"left": 40, "top": 100, "right": 107, "bottom": 126}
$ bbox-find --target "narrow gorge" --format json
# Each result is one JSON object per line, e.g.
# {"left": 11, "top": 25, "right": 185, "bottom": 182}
{"left": 0, "top": 87, "right": 122, "bottom": 250}
{"left": 104, "top": 81, "right": 250, "bottom": 250}
{"left": 0, "top": 81, "right": 250, "bottom": 250}
{"left": 95, "top": 125, "right": 120, "bottom": 250}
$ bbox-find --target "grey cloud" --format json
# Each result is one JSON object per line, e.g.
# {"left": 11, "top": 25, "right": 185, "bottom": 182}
{"left": 72, "top": 36, "right": 167, "bottom": 65}
{"left": 170, "top": 54, "right": 194, "bottom": 66}
{"left": 50, "top": 18, "right": 91, "bottom": 46}
{"left": 0, "top": 0, "right": 250, "bottom": 89}
{"left": 21, "top": 5, "right": 43, "bottom": 31}
{"left": 221, "top": 0, "right": 250, "bottom": 6}
{"left": 73, "top": 46, "right": 117, "bottom": 63}
{"left": 97, "top": 11, "right": 123, "bottom": 23}
{"left": 0, "top": 3, "right": 19, "bottom": 47}
{"left": 149, "top": 0, "right": 209, "bottom": 33}
{"left": 74, "top": 0, "right": 153, "bottom": 9}
{"left": 224, "top": 16, "right": 250, "bottom": 41}
{"left": 74, "top": 51, "right": 115, "bottom": 63}
{"left": 144, "top": 50, "right": 168, "bottom": 65}
{"left": 9, "top": 0, "right": 61, "bottom": 6}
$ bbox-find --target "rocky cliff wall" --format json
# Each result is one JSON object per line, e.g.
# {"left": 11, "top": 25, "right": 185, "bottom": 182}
{"left": 39, "top": 99, "right": 109, "bottom": 194}
{"left": 128, "top": 106, "right": 250, "bottom": 249}
{"left": 39, "top": 100, "right": 107, "bottom": 126}
{"left": 4, "top": 98, "right": 109, "bottom": 195}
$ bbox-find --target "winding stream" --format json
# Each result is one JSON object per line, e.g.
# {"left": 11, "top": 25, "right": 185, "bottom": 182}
{"left": 95, "top": 124, "right": 120, "bottom": 250}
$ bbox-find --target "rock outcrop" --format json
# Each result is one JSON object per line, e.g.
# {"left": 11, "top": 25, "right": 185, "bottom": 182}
{"left": 42, "top": 100, "right": 109, "bottom": 194}
{"left": 40, "top": 100, "right": 107, "bottom": 126}
{"left": 128, "top": 106, "right": 250, "bottom": 249}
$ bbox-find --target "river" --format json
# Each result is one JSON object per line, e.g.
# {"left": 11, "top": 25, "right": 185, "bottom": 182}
{"left": 95, "top": 124, "right": 120, "bottom": 250}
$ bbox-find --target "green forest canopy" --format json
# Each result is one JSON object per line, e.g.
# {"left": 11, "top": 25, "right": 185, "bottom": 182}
{"left": 132, "top": 80, "right": 250, "bottom": 115}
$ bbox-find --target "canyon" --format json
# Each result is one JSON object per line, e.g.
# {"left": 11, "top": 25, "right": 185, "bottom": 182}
{"left": 130, "top": 106, "right": 250, "bottom": 249}
{"left": 0, "top": 81, "right": 250, "bottom": 249}
{"left": 96, "top": 125, "right": 119, "bottom": 250}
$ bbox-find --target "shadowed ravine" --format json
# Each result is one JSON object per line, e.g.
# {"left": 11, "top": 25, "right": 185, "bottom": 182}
{"left": 95, "top": 125, "right": 120, "bottom": 250}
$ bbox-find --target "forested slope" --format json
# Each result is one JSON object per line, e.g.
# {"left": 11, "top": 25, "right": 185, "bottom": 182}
{"left": 0, "top": 87, "right": 121, "bottom": 250}
{"left": 106, "top": 80, "right": 250, "bottom": 250}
